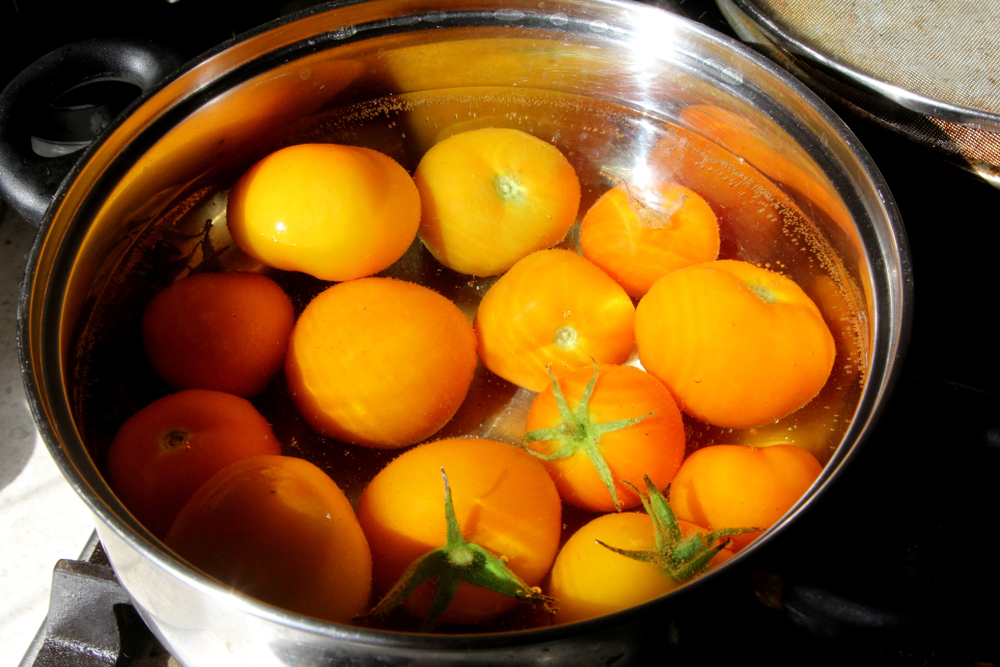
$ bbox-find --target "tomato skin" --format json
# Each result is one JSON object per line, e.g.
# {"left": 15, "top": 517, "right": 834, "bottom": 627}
{"left": 285, "top": 277, "right": 478, "bottom": 448}
{"left": 474, "top": 249, "right": 636, "bottom": 392}
{"left": 549, "top": 512, "right": 733, "bottom": 624}
{"left": 227, "top": 143, "right": 420, "bottom": 282}
{"left": 166, "top": 455, "right": 372, "bottom": 623}
{"left": 524, "top": 364, "right": 686, "bottom": 512}
{"left": 635, "top": 259, "right": 836, "bottom": 428}
{"left": 357, "top": 437, "right": 562, "bottom": 625}
{"left": 141, "top": 272, "right": 294, "bottom": 397}
{"left": 415, "top": 127, "right": 581, "bottom": 276}
{"left": 669, "top": 444, "right": 822, "bottom": 551}
{"left": 106, "top": 389, "right": 282, "bottom": 538}
{"left": 580, "top": 181, "right": 720, "bottom": 297}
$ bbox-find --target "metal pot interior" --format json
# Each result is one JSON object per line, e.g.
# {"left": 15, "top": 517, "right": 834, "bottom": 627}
{"left": 20, "top": 0, "right": 909, "bottom": 663}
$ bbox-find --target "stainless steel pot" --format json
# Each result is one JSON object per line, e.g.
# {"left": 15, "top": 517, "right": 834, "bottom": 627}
{"left": 8, "top": 0, "right": 911, "bottom": 664}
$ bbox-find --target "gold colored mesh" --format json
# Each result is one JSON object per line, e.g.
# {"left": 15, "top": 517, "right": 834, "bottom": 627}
{"left": 755, "top": 0, "right": 1000, "bottom": 116}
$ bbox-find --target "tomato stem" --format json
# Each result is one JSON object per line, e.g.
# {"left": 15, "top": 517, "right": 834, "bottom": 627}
{"left": 161, "top": 429, "right": 190, "bottom": 450}
{"left": 522, "top": 364, "right": 654, "bottom": 510}
{"left": 358, "top": 467, "right": 553, "bottom": 632}
{"left": 598, "top": 476, "right": 759, "bottom": 582}
{"left": 493, "top": 174, "right": 526, "bottom": 203}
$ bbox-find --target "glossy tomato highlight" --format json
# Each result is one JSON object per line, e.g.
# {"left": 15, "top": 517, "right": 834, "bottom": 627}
{"left": 227, "top": 143, "right": 420, "bottom": 282}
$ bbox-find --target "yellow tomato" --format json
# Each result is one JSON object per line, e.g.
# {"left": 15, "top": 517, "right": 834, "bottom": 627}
{"left": 580, "top": 181, "right": 720, "bottom": 297}
{"left": 165, "top": 455, "right": 372, "bottom": 623}
{"left": 414, "top": 128, "right": 581, "bottom": 276}
{"left": 635, "top": 260, "right": 836, "bottom": 428}
{"left": 474, "top": 249, "right": 636, "bottom": 392}
{"left": 227, "top": 143, "right": 420, "bottom": 281}
{"left": 285, "top": 277, "right": 478, "bottom": 448}
{"left": 523, "top": 364, "right": 686, "bottom": 512}
{"left": 357, "top": 437, "right": 562, "bottom": 625}
{"left": 669, "top": 444, "right": 822, "bottom": 551}
{"left": 549, "top": 512, "right": 733, "bottom": 623}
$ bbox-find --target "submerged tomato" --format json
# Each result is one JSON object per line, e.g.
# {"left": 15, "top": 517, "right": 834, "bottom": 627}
{"left": 523, "top": 364, "right": 685, "bottom": 512}
{"left": 227, "top": 143, "right": 420, "bottom": 282}
{"left": 166, "top": 455, "right": 372, "bottom": 623}
{"left": 474, "top": 249, "right": 636, "bottom": 392}
{"left": 580, "top": 181, "right": 720, "bottom": 297}
{"left": 357, "top": 437, "right": 562, "bottom": 625}
{"left": 669, "top": 444, "right": 822, "bottom": 551}
{"left": 415, "top": 127, "right": 581, "bottom": 276}
{"left": 548, "top": 512, "right": 733, "bottom": 624}
{"left": 106, "top": 389, "right": 281, "bottom": 538}
{"left": 141, "top": 271, "right": 294, "bottom": 397}
{"left": 285, "top": 277, "right": 478, "bottom": 448}
{"left": 635, "top": 260, "right": 836, "bottom": 428}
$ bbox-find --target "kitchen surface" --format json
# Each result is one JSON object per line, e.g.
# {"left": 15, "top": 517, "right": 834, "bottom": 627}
{"left": 1, "top": 0, "right": 999, "bottom": 665}
{"left": 0, "top": 202, "right": 95, "bottom": 667}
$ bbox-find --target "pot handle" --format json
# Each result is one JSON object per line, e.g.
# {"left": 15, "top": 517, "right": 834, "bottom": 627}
{"left": 0, "top": 39, "right": 184, "bottom": 227}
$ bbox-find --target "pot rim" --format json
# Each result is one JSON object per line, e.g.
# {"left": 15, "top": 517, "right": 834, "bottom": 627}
{"left": 17, "top": 0, "right": 913, "bottom": 651}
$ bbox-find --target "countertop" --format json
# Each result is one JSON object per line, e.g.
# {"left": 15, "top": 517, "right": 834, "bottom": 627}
{"left": 0, "top": 204, "right": 95, "bottom": 667}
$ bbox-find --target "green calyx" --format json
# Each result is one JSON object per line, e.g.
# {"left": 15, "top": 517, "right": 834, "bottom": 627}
{"left": 598, "top": 476, "right": 759, "bottom": 582}
{"left": 522, "top": 364, "right": 654, "bottom": 510}
{"left": 358, "top": 468, "right": 552, "bottom": 632}
{"left": 494, "top": 173, "right": 526, "bottom": 203}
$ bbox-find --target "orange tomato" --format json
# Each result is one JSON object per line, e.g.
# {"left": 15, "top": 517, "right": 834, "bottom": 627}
{"left": 414, "top": 127, "right": 581, "bottom": 276}
{"left": 106, "top": 389, "right": 281, "bottom": 538}
{"left": 579, "top": 181, "right": 720, "bottom": 297}
{"left": 141, "top": 271, "right": 294, "bottom": 397}
{"left": 523, "top": 364, "right": 685, "bottom": 512}
{"left": 227, "top": 143, "right": 420, "bottom": 281}
{"left": 357, "top": 437, "right": 562, "bottom": 625}
{"left": 634, "top": 259, "right": 836, "bottom": 428}
{"left": 669, "top": 444, "right": 822, "bottom": 551}
{"left": 548, "top": 512, "right": 733, "bottom": 624}
{"left": 285, "top": 277, "right": 477, "bottom": 448}
{"left": 166, "top": 455, "right": 372, "bottom": 623}
{"left": 474, "top": 249, "right": 636, "bottom": 392}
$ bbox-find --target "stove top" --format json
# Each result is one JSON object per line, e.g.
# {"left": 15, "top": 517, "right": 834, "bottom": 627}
{"left": 2, "top": 1, "right": 998, "bottom": 666}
